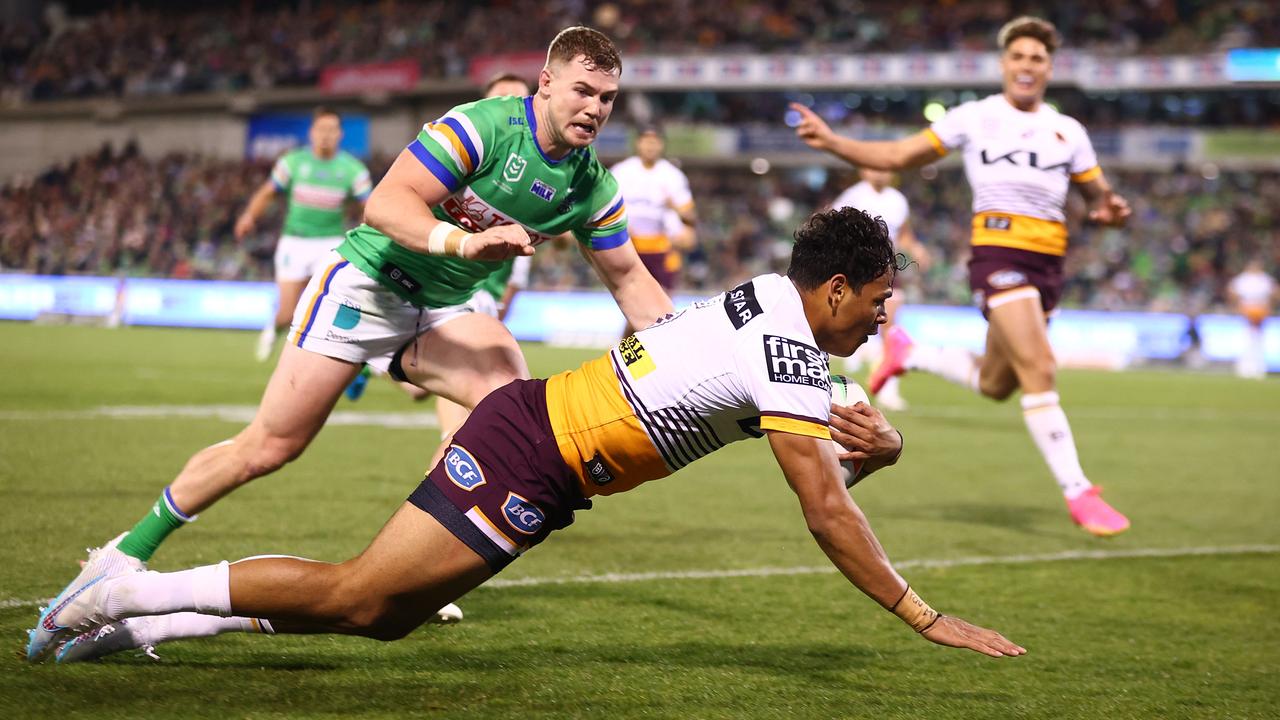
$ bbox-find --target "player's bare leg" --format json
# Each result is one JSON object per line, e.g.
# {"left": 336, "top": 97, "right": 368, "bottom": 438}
{"left": 431, "top": 397, "right": 472, "bottom": 471}
{"left": 987, "top": 294, "right": 1129, "bottom": 535}
{"left": 258, "top": 279, "right": 308, "bottom": 361}
{"left": 399, "top": 311, "right": 529, "bottom": 459}
{"left": 168, "top": 345, "right": 361, "bottom": 515}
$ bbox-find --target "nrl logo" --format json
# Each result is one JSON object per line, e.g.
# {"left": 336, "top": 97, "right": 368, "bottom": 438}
{"left": 503, "top": 152, "right": 527, "bottom": 183}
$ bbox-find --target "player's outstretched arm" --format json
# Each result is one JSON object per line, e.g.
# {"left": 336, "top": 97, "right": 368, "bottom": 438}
{"left": 234, "top": 180, "right": 279, "bottom": 240}
{"left": 790, "top": 103, "right": 940, "bottom": 171}
{"left": 364, "top": 148, "right": 533, "bottom": 260}
{"left": 767, "top": 430, "right": 1027, "bottom": 658}
{"left": 583, "top": 241, "right": 674, "bottom": 329}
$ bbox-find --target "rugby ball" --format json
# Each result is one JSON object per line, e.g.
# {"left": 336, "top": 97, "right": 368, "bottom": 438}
{"left": 830, "top": 374, "right": 869, "bottom": 488}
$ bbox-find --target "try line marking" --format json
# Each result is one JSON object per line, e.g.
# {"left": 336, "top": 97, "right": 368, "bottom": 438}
{"left": 4, "top": 545, "right": 1276, "bottom": 609}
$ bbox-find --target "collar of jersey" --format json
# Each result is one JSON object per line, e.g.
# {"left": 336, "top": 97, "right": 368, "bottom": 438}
{"left": 524, "top": 95, "right": 569, "bottom": 167}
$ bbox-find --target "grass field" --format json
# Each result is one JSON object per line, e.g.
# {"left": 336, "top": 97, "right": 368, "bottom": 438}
{"left": 1, "top": 323, "right": 1277, "bottom": 719}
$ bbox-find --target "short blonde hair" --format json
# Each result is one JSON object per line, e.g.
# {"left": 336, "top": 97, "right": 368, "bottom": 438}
{"left": 997, "top": 16, "right": 1060, "bottom": 54}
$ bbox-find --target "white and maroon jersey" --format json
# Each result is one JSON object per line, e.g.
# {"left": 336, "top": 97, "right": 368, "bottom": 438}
{"left": 926, "top": 94, "right": 1100, "bottom": 257}
{"left": 609, "top": 156, "right": 694, "bottom": 255}
{"left": 545, "top": 273, "right": 832, "bottom": 497}
{"left": 831, "top": 181, "right": 910, "bottom": 243}
{"left": 1230, "top": 270, "right": 1276, "bottom": 306}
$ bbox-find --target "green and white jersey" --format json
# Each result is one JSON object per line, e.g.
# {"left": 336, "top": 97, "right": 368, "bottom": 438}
{"left": 270, "top": 149, "right": 372, "bottom": 238}
{"left": 337, "top": 95, "right": 629, "bottom": 307}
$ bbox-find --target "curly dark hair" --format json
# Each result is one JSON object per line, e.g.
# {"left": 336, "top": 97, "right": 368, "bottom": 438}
{"left": 786, "top": 207, "right": 903, "bottom": 291}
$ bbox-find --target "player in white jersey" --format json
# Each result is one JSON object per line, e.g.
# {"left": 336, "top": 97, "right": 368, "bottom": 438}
{"left": 792, "top": 17, "right": 1132, "bottom": 536}
{"left": 611, "top": 126, "right": 697, "bottom": 334}
{"left": 1227, "top": 258, "right": 1277, "bottom": 379}
{"left": 831, "top": 167, "right": 931, "bottom": 410}
{"left": 44, "top": 208, "right": 1025, "bottom": 665}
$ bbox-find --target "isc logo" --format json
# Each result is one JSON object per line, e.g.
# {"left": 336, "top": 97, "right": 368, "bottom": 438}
{"left": 444, "top": 445, "right": 486, "bottom": 491}
{"left": 763, "top": 335, "right": 829, "bottom": 390}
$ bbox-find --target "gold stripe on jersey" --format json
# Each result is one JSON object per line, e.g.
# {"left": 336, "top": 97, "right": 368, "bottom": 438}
{"left": 923, "top": 129, "right": 948, "bottom": 157}
{"left": 760, "top": 413, "right": 830, "bottom": 440}
{"left": 545, "top": 354, "right": 669, "bottom": 498}
{"left": 631, "top": 233, "right": 672, "bottom": 254}
{"left": 971, "top": 212, "right": 1069, "bottom": 257}
{"left": 1070, "top": 166, "right": 1102, "bottom": 184}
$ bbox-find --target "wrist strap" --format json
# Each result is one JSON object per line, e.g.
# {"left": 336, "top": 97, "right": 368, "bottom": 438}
{"left": 427, "top": 222, "right": 472, "bottom": 257}
{"left": 891, "top": 585, "right": 941, "bottom": 633}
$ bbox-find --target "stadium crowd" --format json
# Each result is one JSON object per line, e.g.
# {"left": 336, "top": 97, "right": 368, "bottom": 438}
{"left": 3, "top": 144, "right": 1275, "bottom": 316}
{"left": 2, "top": 0, "right": 1275, "bottom": 102}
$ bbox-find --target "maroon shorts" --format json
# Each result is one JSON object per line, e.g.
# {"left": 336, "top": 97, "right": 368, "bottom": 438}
{"left": 408, "top": 379, "right": 590, "bottom": 572}
{"left": 638, "top": 251, "right": 677, "bottom": 290}
{"left": 968, "top": 245, "right": 1065, "bottom": 317}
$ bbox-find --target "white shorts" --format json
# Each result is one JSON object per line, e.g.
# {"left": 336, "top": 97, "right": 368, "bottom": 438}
{"left": 465, "top": 289, "right": 500, "bottom": 318}
{"left": 275, "top": 235, "right": 346, "bottom": 282}
{"left": 288, "top": 252, "right": 476, "bottom": 374}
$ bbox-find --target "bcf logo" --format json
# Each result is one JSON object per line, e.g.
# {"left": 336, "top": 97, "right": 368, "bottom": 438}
{"left": 502, "top": 493, "right": 545, "bottom": 535}
{"left": 444, "top": 445, "right": 486, "bottom": 491}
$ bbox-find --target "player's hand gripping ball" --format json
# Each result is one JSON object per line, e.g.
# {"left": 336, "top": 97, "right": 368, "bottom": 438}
{"left": 830, "top": 374, "right": 869, "bottom": 488}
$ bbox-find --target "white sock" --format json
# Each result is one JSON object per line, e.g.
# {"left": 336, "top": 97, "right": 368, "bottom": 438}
{"left": 107, "top": 561, "right": 232, "bottom": 619}
{"left": 879, "top": 375, "right": 903, "bottom": 399}
{"left": 906, "top": 344, "right": 980, "bottom": 393}
{"left": 145, "top": 613, "right": 274, "bottom": 645}
{"left": 1020, "top": 391, "right": 1092, "bottom": 499}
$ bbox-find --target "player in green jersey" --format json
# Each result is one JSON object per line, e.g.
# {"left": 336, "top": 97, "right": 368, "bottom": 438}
{"left": 29, "top": 27, "right": 672, "bottom": 661}
{"left": 234, "top": 107, "right": 373, "bottom": 361}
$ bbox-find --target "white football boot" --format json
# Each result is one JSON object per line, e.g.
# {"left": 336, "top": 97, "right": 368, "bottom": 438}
{"left": 431, "top": 603, "right": 464, "bottom": 624}
{"left": 27, "top": 533, "right": 144, "bottom": 662}
{"left": 57, "top": 617, "right": 161, "bottom": 663}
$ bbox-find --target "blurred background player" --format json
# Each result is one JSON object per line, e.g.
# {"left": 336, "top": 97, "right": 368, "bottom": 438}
{"left": 830, "top": 167, "right": 930, "bottom": 410}
{"left": 1226, "top": 258, "right": 1277, "bottom": 379}
{"left": 792, "top": 16, "right": 1132, "bottom": 536}
{"left": 235, "top": 107, "right": 372, "bottom": 361}
{"left": 610, "top": 125, "right": 697, "bottom": 335}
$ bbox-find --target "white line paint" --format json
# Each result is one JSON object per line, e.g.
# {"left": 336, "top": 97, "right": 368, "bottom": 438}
{"left": 0, "top": 405, "right": 440, "bottom": 430}
{"left": 2, "top": 404, "right": 1276, "bottom": 426}
{"left": 5, "top": 545, "right": 1273, "bottom": 610}
{"left": 483, "top": 544, "right": 1280, "bottom": 588}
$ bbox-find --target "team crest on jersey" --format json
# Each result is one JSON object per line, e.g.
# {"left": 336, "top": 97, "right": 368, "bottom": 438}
{"left": 724, "top": 281, "right": 764, "bottom": 329}
{"left": 529, "top": 179, "right": 557, "bottom": 202}
{"left": 763, "top": 335, "right": 829, "bottom": 390}
{"left": 502, "top": 492, "right": 545, "bottom": 535}
{"left": 444, "top": 445, "right": 486, "bottom": 491}
{"left": 503, "top": 152, "right": 527, "bottom": 182}
{"left": 583, "top": 451, "right": 615, "bottom": 486}
{"left": 988, "top": 270, "right": 1028, "bottom": 289}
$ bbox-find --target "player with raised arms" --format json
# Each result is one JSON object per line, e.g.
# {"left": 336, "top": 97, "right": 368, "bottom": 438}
{"left": 791, "top": 16, "right": 1132, "bottom": 536}
{"left": 28, "top": 26, "right": 673, "bottom": 660}
{"left": 38, "top": 208, "right": 1026, "bottom": 664}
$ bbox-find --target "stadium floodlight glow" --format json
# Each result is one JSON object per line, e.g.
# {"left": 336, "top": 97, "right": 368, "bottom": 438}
{"left": 923, "top": 102, "right": 946, "bottom": 123}
{"left": 750, "top": 157, "right": 771, "bottom": 175}
{"left": 1226, "top": 48, "right": 1280, "bottom": 82}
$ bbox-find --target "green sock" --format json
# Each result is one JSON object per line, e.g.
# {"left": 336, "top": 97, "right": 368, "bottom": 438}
{"left": 117, "top": 487, "right": 194, "bottom": 562}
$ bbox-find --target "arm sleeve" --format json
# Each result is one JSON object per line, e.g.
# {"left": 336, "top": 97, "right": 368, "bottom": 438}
{"left": 573, "top": 168, "right": 631, "bottom": 251}
{"left": 406, "top": 101, "right": 491, "bottom": 193}
{"left": 1068, "top": 119, "right": 1102, "bottom": 183}
{"left": 740, "top": 331, "right": 832, "bottom": 441}
{"left": 350, "top": 164, "right": 373, "bottom": 201}
{"left": 508, "top": 254, "right": 532, "bottom": 289}
{"left": 926, "top": 102, "right": 972, "bottom": 156}
{"left": 269, "top": 155, "right": 291, "bottom": 191}
{"left": 668, "top": 166, "right": 694, "bottom": 210}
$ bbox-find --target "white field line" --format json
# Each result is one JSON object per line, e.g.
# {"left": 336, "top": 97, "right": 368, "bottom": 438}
{"left": 3, "top": 545, "right": 1275, "bottom": 610}
{"left": 0, "top": 405, "right": 439, "bottom": 429}
{"left": 1, "top": 404, "right": 1277, "bottom": 426}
